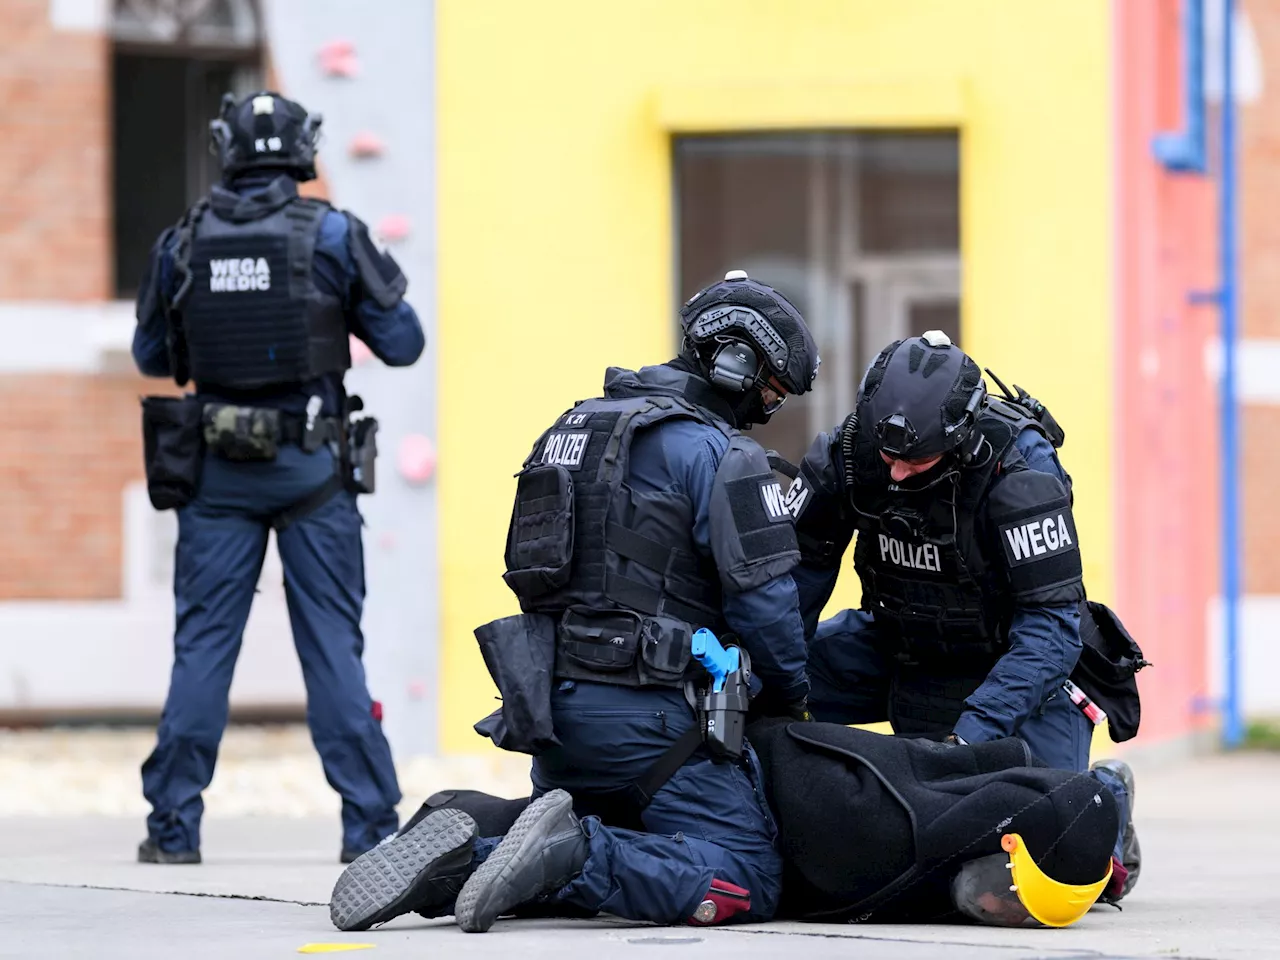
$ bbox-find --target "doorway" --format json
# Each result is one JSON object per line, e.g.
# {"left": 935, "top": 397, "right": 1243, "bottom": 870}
{"left": 674, "top": 132, "right": 961, "bottom": 465}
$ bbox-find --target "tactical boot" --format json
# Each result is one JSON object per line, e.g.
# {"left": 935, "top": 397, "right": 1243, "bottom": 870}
{"left": 1091, "top": 758, "right": 1141, "bottom": 898}
{"left": 329, "top": 809, "right": 478, "bottom": 932}
{"left": 456, "top": 789, "right": 587, "bottom": 933}
{"left": 137, "top": 839, "right": 201, "bottom": 864}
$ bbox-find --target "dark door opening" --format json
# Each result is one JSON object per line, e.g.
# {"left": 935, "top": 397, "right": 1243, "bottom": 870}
{"left": 674, "top": 132, "right": 961, "bottom": 466}
{"left": 112, "top": 54, "right": 255, "bottom": 298}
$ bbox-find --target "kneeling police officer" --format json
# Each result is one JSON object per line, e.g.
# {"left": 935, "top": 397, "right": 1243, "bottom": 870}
{"left": 786, "top": 331, "right": 1141, "bottom": 902}
{"left": 132, "top": 91, "right": 423, "bottom": 864}
{"left": 328, "top": 270, "right": 819, "bottom": 933}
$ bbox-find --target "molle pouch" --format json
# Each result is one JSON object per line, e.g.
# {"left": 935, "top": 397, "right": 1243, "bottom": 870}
{"left": 141, "top": 395, "right": 205, "bottom": 511}
{"left": 473, "top": 612, "right": 561, "bottom": 755}
{"left": 201, "top": 404, "right": 280, "bottom": 462}
{"left": 637, "top": 615, "right": 694, "bottom": 685}
{"left": 558, "top": 607, "right": 641, "bottom": 673}
{"left": 348, "top": 416, "right": 379, "bottom": 494}
{"left": 502, "top": 463, "right": 575, "bottom": 599}
{"left": 1071, "top": 600, "right": 1150, "bottom": 742}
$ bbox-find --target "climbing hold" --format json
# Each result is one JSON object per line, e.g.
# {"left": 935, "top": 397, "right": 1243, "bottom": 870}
{"left": 397, "top": 434, "right": 436, "bottom": 484}
{"left": 318, "top": 40, "right": 359, "bottom": 78}
{"left": 375, "top": 214, "right": 411, "bottom": 244}
{"left": 349, "top": 131, "right": 386, "bottom": 159}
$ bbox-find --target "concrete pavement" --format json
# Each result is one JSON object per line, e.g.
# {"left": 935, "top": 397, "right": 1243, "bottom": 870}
{"left": 0, "top": 751, "right": 1276, "bottom": 959}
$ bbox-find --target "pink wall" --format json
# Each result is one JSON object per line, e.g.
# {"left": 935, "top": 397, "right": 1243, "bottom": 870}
{"left": 1113, "top": 0, "right": 1218, "bottom": 746}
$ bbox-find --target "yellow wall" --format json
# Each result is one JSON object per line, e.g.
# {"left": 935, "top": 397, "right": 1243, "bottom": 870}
{"left": 436, "top": 0, "right": 1114, "bottom": 752}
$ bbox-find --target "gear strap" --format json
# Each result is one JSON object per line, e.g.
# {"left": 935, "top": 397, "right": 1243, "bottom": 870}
{"left": 165, "top": 198, "right": 211, "bottom": 387}
{"left": 270, "top": 472, "right": 345, "bottom": 532}
{"left": 626, "top": 726, "right": 703, "bottom": 809}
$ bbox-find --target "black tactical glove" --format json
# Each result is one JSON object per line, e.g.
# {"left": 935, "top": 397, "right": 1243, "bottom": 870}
{"left": 786, "top": 698, "right": 814, "bottom": 722}
{"left": 746, "top": 690, "right": 812, "bottom": 724}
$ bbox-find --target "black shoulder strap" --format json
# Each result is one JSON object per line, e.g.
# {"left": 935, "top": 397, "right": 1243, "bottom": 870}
{"left": 165, "top": 198, "right": 211, "bottom": 387}
{"left": 600, "top": 396, "right": 721, "bottom": 483}
{"left": 766, "top": 450, "right": 799, "bottom": 480}
{"left": 283, "top": 198, "right": 329, "bottom": 299}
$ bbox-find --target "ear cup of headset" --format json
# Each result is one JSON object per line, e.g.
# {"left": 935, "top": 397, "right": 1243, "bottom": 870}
{"left": 709, "top": 340, "right": 761, "bottom": 392}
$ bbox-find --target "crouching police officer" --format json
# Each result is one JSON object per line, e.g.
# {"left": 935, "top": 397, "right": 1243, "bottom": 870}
{"left": 328, "top": 271, "right": 819, "bottom": 934}
{"left": 131, "top": 91, "right": 423, "bottom": 864}
{"left": 786, "top": 331, "right": 1141, "bottom": 903}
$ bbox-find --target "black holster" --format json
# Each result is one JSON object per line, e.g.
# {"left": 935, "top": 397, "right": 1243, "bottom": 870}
{"left": 472, "top": 612, "right": 562, "bottom": 755}
{"left": 141, "top": 395, "right": 205, "bottom": 510}
{"left": 347, "top": 416, "right": 378, "bottom": 493}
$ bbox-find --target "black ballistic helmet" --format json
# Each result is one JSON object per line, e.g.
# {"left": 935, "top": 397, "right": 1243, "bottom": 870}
{"left": 209, "top": 91, "right": 322, "bottom": 182}
{"left": 859, "top": 331, "right": 986, "bottom": 461}
{"left": 679, "top": 270, "right": 820, "bottom": 425}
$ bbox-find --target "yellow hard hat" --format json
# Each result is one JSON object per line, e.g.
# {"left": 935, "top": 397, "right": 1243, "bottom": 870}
{"left": 1002, "top": 832, "right": 1113, "bottom": 927}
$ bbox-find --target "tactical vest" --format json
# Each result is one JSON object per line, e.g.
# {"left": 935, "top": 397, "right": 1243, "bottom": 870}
{"left": 849, "top": 399, "right": 1049, "bottom": 668}
{"left": 503, "top": 394, "right": 734, "bottom": 690}
{"left": 181, "top": 198, "right": 350, "bottom": 391}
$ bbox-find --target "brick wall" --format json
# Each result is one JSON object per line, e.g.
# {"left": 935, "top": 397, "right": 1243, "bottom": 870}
{"left": 0, "top": 0, "right": 110, "bottom": 301}
{"left": 0, "top": 373, "right": 179, "bottom": 600}
{"left": 0, "top": 21, "right": 338, "bottom": 602}
{"left": 1242, "top": 0, "right": 1280, "bottom": 593}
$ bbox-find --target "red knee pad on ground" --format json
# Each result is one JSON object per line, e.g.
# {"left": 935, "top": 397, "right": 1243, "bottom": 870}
{"left": 687, "top": 879, "right": 751, "bottom": 926}
{"left": 1105, "top": 856, "right": 1130, "bottom": 901}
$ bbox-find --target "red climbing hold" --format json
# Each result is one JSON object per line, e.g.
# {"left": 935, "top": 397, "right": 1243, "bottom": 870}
{"left": 319, "top": 39, "right": 359, "bottom": 78}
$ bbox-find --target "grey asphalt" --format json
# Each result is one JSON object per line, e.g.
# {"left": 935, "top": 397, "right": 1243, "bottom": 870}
{"left": 1, "top": 752, "right": 1276, "bottom": 960}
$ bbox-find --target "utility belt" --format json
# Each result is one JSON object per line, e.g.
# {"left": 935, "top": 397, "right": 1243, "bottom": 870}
{"left": 472, "top": 611, "right": 754, "bottom": 807}
{"left": 550, "top": 607, "right": 700, "bottom": 691}
{"left": 139, "top": 394, "right": 380, "bottom": 528}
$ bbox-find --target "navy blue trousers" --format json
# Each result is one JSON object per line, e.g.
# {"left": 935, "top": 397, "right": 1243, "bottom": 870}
{"left": 808, "top": 609, "right": 1130, "bottom": 864}
{"left": 510, "top": 681, "right": 781, "bottom": 925}
{"left": 141, "top": 445, "right": 401, "bottom": 854}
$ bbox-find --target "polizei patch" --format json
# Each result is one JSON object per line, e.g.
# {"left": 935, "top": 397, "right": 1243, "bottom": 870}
{"left": 540, "top": 431, "right": 590, "bottom": 469}
{"left": 878, "top": 534, "right": 943, "bottom": 573}
{"left": 759, "top": 479, "right": 791, "bottom": 523}
{"left": 999, "top": 510, "right": 1077, "bottom": 565}
{"left": 209, "top": 257, "right": 271, "bottom": 292}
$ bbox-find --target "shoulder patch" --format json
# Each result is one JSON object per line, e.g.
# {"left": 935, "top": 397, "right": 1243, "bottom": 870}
{"left": 783, "top": 474, "right": 810, "bottom": 520}
{"left": 540, "top": 430, "right": 591, "bottom": 469}
{"left": 758, "top": 477, "right": 791, "bottom": 523}
{"left": 998, "top": 509, "right": 1077, "bottom": 566}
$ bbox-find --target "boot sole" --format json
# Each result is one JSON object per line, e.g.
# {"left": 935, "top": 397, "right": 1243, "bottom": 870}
{"left": 1092, "top": 759, "right": 1140, "bottom": 896}
{"left": 456, "top": 790, "right": 574, "bottom": 933}
{"left": 329, "top": 809, "right": 476, "bottom": 932}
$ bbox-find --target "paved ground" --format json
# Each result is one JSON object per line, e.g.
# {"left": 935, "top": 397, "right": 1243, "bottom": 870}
{"left": 0, "top": 733, "right": 1276, "bottom": 959}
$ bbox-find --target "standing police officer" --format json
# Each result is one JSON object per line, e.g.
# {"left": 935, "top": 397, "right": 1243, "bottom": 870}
{"left": 785, "top": 331, "right": 1141, "bottom": 902}
{"left": 328, "top": 270, "right": 819, "bottom": 933}
{"left": 131, "top": 91, "right": 423, "bottom": 864}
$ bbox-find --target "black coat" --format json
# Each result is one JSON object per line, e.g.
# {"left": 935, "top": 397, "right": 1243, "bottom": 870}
{"left": 410, "top": 722, "right": 1118, "bottom": 924}
{"left": 747, "top": 719, "right": 1118, "bottom": 922}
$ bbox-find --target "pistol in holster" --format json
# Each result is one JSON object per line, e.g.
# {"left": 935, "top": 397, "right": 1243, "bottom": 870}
{"left": 690, "top": 628, "right": 753, "bottom": 763}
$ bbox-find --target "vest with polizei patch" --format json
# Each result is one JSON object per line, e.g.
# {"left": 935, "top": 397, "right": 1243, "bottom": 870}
{"left": 182, "top": 198, "right": 350, "bottom": 390}
{"left": 509, "top": 394, "right": 734, "bottom": 689}
{"left": 849, "top": 403, "right": 1048, "bottom": 666}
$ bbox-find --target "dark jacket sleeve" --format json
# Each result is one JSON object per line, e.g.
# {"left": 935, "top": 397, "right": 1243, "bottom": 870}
{"left": 131, "top": 227, "right": 178, "bottom": 378}
{"left": 788, "top": 427, "right": 857, "bottom": 640}
{"left": 954, "top": 429, "right": 1084, "bottom": 744}
{"left": 318, "top": 210, "right": 425, "bottom": 367}
{"left": 676, "top": 429, "right": 809, "bottom": 706}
